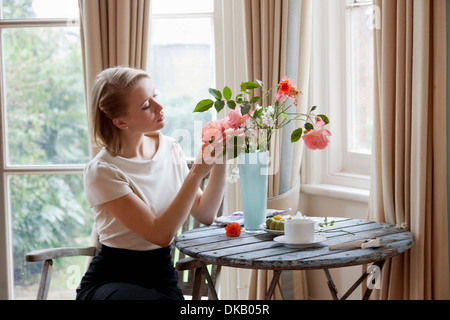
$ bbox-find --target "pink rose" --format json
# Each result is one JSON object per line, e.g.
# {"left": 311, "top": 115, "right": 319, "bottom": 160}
{"left": 202, "top": 120, "right": 224, "bottom": 144}
{"left": 226, "top": 106, "right": 249, "bottom": 130}
{"left": 302, "top": 118, "right": 331, "bottom": 150}
{"left": 201, "top": 120, "right": 227, "bottom": 163}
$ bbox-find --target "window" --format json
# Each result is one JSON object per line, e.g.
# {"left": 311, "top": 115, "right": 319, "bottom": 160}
{"left": 149, "top": 0, "right": 216, "bottom": 159}
{"left": 346, "top": 0, "right": 375, "bottom": 156}
{"left": 0, "top": 0, "right": 90, "bottom": 299}
{"left": 307, "top": 0, "right": 375, "bottom": 193}
{"left": 342, "top": 0, "right": 375, "bottom": 178}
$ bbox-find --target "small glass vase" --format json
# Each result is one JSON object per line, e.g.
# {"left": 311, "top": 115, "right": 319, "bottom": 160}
{"left": 238, "top": 150, "right": 269, "bottom": 233}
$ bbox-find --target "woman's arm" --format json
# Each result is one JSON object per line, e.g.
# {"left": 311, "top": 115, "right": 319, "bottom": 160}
{"left": 102, "top": 157, "right": 213, "bottom": 248}
{"left": 190, "top": 163, "right": 226, "bottom": 226}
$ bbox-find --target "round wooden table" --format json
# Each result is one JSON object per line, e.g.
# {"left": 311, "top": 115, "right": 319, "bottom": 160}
{"left": 175, "top": 217, "right": 414, "bottom": 300}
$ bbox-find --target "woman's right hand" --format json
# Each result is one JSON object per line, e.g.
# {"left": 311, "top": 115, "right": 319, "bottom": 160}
{"left": 190, "top": 148, "right": 214, "bottom": 179}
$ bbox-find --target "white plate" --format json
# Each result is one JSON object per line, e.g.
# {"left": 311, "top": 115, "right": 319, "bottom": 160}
{"left": 259, "top": 224, "right": 284, "bottom": 235}
{"left": 274, "top": 235, "right": 327, "bottom": 248}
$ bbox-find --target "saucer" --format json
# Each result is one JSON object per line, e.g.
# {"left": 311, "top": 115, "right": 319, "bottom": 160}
{"left": 259, "top": 224, "right": 284, "bottom": 235}
{"left": 274, "top": 235, "right": 327, "bottom": 248}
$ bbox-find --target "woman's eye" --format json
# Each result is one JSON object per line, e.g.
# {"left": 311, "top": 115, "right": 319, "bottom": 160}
{"left": 142, "top": 100, "right": 151, "bottom": 110}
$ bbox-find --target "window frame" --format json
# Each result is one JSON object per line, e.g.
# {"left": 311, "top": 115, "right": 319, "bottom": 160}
{"left": 0, "top": 12, "right": 84, "bottom": 299}
{"left": 303, "top": 0, "right": 373, "bottom": 199}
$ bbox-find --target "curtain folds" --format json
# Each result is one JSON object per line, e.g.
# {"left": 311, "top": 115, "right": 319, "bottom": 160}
{"left": 244, "top": 0, "right": 312, "bottom": 300}
{"left": 79, "top": 0, "right": 151, "bottom": 156}
{"left": 369, "top": 0, "right": 449, "bottom": 300}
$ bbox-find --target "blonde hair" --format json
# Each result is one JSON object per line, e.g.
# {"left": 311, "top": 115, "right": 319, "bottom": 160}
{"left": 91, "top": 66, "right": 150, "bottom": 156}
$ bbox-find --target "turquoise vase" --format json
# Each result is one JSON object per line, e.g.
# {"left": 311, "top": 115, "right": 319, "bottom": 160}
{"left": 238, "top": 150, "right": 269, "bottom": 233}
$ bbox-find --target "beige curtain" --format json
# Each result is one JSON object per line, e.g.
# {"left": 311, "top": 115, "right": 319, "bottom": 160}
{"left": 78, "top": 0, "right": 151, "bottom": 254}
{"left": 244, "top": 0, "right": 312, "bottom": 300}
{"left": 79, "top": 0, "right": 151, "bottom": 153}
{"left": 369, "top": 0, "right": 449, "bottom": 299}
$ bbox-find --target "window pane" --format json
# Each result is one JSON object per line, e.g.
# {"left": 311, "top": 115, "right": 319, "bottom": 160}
{"left": 3, "top": 27, "right": 89, "bottom": 165}
{"left": 1, "top": 0, "right": 79, "bottom": 19}
{"left": 149, "top": 18, "right": 215, "bottom": 158}
{"left": 10, "top": 174, "right": 91, "bottom": 300}
{"left": 348, "top": 5, "right": 374, "bottom": 154}
{"left": 152, "top": 0, "right": 213, "bottom": 15}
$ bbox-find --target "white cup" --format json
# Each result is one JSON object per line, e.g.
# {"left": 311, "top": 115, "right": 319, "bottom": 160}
{"left": 285, "top": 219, "right": 315, "bottom": 243}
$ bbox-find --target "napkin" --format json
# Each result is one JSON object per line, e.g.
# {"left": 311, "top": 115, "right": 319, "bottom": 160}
{"left": 328, "top": 238, "right": 384, "bottom": 250}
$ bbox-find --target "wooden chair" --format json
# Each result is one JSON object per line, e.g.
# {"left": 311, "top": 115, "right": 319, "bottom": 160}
{"left": 25, "top": 161, "right": 222, "bottom": 300}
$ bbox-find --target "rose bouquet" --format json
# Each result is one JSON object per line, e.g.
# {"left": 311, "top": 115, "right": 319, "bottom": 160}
{"left": 194, "top": 77, "right": 331, "bottom": 163}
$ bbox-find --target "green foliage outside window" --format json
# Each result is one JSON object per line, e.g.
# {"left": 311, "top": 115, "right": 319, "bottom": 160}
{"left": 2, "top": 0, "right": 91, "bottom": 294}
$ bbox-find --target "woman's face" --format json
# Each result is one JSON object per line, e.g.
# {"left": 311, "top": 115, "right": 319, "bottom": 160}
{"left": 116, "top": 77, "right": 165, "bottom": 133}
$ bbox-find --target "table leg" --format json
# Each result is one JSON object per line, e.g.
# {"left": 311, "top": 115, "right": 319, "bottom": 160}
{"left": 265, "top": 270, "right": 282, "bottom": 300}
{"left": 200, "top": 262, "right": 219, "bottom": 300}
{"left": 323, "top": 269, "right": 339, "bottom": 300}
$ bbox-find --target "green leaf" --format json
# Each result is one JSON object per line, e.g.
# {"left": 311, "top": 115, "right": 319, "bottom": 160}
{"left": 317, "top": 114, "right": 330, "bottom": 124}
{"left": 246, "top": 81, "right": 261, "bottom": 89}
{"left": 250, "top": 96, "right": 262, "bottom": 104}
{"left": 241, "top": 103, "right": 251, "bottom": 115}
{"left": 236, "top": 94, "right": 243, "bottom": 103}
{"left": 227, "top": 100, "right": 236, "bottom": 110}
{"left": 241, "top": 81, "right": 261, "bottom": 91}
{"left": 291, "top": 128, "right": 303, "bottom": 143}
{"left": 256, "top": 79, "right": 264, "bottom": 87}
{"left": 310, "top": 106, "right": 317, "bottom": 112}
{"left": 304, "top": 123, "right": 314, "bottom": 131}
{"left": 254, "top": 107, "right": 264, "bottom": 118}
{"left": 194, "top": 99, "right": 214, "bottom": 113}
{"left": 214, "top": 100, "right": 225, "bottom": 113}
{"left": 209, "top": 88, "right": 222, "bottom": 100}
{"left": 223, "top": 86, "right": 232, "bottom": 100}
{"left": 281, "top": 112, "right": 287, "bottom": 120}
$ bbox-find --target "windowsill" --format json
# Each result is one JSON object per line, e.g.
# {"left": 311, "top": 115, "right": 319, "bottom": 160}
{"left": 301, "top": 183, "right": 370, "bottom": 203}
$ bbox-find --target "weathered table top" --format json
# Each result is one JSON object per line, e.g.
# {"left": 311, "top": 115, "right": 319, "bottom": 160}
{"left": 175, "top": 217, "right": 414, "bottom": 270}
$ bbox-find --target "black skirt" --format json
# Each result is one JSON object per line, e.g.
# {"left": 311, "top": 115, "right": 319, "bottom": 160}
{"left": 76, "top": 244, "right": 184, "bottom": 300}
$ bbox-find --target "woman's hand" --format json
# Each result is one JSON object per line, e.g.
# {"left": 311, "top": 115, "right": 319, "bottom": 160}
{"left": 189, "top": 148, "right": 214, "bottom": 179}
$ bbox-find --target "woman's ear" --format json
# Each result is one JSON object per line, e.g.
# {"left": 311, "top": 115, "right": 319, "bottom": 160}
{"left": 112, "top": 119, "right": 128, "bottom": 130}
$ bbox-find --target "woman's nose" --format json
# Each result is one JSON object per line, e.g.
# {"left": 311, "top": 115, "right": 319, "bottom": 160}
{"left": 154, "top": 100, "right": 163, "bottom": 112}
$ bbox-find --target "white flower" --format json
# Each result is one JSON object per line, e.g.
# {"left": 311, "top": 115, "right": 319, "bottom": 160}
{"left": 265, "top": 105, "right": 275, "bottom": 115}
{"left": 226, "top": 166, "right": 240, "bottom": 184}
{"left": 261, "top": 107, "right": 275, "bottom": 129}
{"left": 246, "top": 116, "right": 258, "bottom": 129}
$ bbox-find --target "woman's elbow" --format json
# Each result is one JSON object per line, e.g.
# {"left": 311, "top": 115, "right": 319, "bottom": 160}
{"left": 143, "top": 230, "right": 175, "bottom": 248}
{"left": 195, "top": 213, "right": 216, "bottom": 226}
{"left": 201, "top": 217, "right": 216, "bottom": 227}
{"left": 151, "top": 237, "right": 174, "bottom": 248}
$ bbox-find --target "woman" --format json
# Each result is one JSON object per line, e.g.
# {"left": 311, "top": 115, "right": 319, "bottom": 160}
{"left": 76, "top": 67, "right": 225, "bottom": 300}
